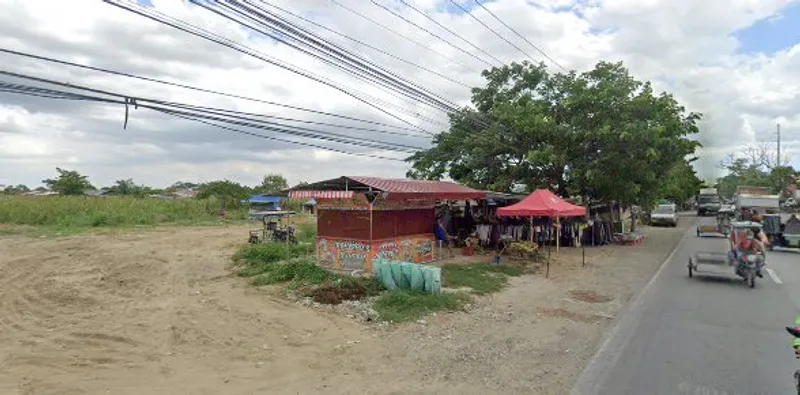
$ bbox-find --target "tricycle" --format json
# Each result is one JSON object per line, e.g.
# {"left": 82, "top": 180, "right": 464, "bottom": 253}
{"left": 688, "top": 221, "right": 765, "bottom": 288}
{"left": 248, "top": 210, "right": 297, "bottom": 245}
{"left": 695, "top": 209, "right": 733, "bottom": 237}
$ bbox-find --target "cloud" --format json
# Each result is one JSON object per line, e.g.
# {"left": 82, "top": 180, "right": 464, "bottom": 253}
{"left": 0, "top": 0, "right": 798, "bottom": 189}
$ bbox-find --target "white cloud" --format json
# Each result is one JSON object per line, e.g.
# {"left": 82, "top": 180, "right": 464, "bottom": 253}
{"left": 0, "top": 0, "right": 798, "bottom": 189}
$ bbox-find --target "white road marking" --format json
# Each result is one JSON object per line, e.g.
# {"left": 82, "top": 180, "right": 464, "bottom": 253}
{"left": 765, "top": 267, "right": 782, "bottom": 284}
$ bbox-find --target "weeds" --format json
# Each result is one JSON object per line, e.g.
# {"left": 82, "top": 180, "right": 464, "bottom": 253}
{"left": 373, "top": 290, "right": 471, "bottom": 323}
{"left": 442, "top": 264, "right": 525, "bottom": 295}
{"left": 0, "top": 195, "right": 247, "bottom": 230}
{"left": 295, "top": 221, "right": 317, "bottom": 244}
{"left": 249, "top": 259, "right": 331, "bottom": 286}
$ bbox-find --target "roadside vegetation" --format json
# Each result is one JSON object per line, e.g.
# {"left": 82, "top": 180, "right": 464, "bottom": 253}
{"left": 232, "top": 240, "right": 533, "bottom": 323}
{"left": 0, "top": 195, "right": 248, "bottom": 231}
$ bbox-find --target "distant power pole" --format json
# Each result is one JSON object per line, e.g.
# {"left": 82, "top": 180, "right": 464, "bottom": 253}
{"left": 777, "top": 123, "right": 781, "bottom": 167}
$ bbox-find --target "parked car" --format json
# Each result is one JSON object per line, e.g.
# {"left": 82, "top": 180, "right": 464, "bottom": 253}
{"left": 650, "top": 204, "right": 678, "bottom": 227}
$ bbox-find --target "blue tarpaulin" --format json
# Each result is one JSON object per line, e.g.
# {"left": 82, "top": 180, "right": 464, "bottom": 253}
{"left": 246, "top": 194, "right": 283, "bottom": 204}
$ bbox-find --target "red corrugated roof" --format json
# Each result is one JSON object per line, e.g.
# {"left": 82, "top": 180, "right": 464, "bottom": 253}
{"left": 348, "top": 176, "right": 485, "bottom": 200}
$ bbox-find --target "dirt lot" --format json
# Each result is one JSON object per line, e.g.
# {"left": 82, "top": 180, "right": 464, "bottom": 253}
{"left": 0, "top": 221, "right": 690, "bottom": 395}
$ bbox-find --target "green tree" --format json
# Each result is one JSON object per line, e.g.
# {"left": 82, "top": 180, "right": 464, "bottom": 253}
{"left": 659, "top": 159, "right": 704, "bottom": 205}
{"left": 42, "top": 167, "right": 94, "bottom": 195}
{"left": 715, "top": 144, "right": 795, "bottom": 198}
{"left": 107, "top": 178, "right": 152, "bottom": 197}
{"left": 2, "top": 184, "right": 30, "bottom": 195}
{"left": 258, "top": 173, "right": 288, "bottom": 194}
{"left": 408, "top": 60, "right": 701, "bottom": 212}
{"left": 196, "top": 180, "right": 252, "bottom": 209}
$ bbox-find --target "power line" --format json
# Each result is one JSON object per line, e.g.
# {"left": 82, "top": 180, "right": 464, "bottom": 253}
{"left": 261, "top": 1, "right": 471, "bottom": 88}
{"left": 473, "top": 0, "right": 568, "bottom": 72}
{"left": 329, "top": 0, "right": 479, "bottom": 74}
{"left": 0, "top": 46, "right": 431, "bottom": 139}
{"left": 370, "top": 0, "right": 496, "bottom": 68}
{"left": 201, "top": 0, "right": 458, "bottom": 114}
{"left": 397, "top": 0, "right": 504, "bottom": 66}
{"left": 9, "top": 82, "right": 406, "bottom": 161}
{"left": 103, "top": 0, "right": 439, "bottom": 134}
{"left": 448, "top": 0, "right": 538, "bottom": 64}
{"left": 0, "top": 48, "right": 423, "bottom": 137}
{"left": 0, "top": 71, "right": 423, "bottom": 152}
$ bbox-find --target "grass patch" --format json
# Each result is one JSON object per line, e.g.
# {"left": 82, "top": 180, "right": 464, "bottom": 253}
{"left": 250, "top": 258, "right": 331, "bottom": 286}
{"left": 0, "top": 195, "right": 248, "bottom": 231}
{"left": 443, "top": 263, "right": 525, "bottom": 295}
{"left": 233, "top": 243, "right": 311, "bottom": 277}
{"left": 295, "top": 221, "right": 317, "bottom": 244}
{"left": 373, "top": 289, "right": 471, "bottom": 323}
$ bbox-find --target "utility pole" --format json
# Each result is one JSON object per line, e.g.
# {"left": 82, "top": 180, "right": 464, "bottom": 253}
{"left": 777, "top": 123, "right": 781, "bottom": 167}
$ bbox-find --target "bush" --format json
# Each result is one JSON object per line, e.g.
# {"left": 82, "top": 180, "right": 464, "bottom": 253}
{"left": 250, "top": 258, "right": 331, "bottom": 286}
{"left": 233, "top": 243, "right": 309, "bottom": 275}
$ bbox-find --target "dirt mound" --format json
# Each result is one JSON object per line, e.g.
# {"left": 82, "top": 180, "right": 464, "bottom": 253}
{"left": 569, "top": 289, "right": 613, "bottom": 303}
{"left": 307, "top": 283, "right": 367, "bottom": 305}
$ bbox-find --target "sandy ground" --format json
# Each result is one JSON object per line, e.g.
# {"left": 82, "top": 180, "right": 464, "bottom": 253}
{"left": 0, "top": 221, "right": 690, "bottom": 395}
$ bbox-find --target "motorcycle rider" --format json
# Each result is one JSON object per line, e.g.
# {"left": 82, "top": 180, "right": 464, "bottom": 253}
{"left": 793, "top": 316, "right": 800, "bottom": 359}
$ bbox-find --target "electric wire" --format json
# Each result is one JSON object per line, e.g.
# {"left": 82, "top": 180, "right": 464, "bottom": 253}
{"left": 206, "top": 0, "right": 459, "bottom": 114}
{"left": 369, "top": 0, "right": 496, "bottom": 68}
{"left": 329, "top": 0, "right": 479, "bottom": 74}
{"left": 448, "top": 0, "right": 539, "bottom": 64}
{"left": 103, "top": 0, "right": 440, "bottom": 134}
{"left": 259, "top": 1, "right": 471, "bottom": 88}
{"left": 0, "top": 72, "right": 423, "bottom": 152}
{"left": 0, "top": 48, "right": 431, "bottom": 137}
{"left": 473, "top": 0, "right": 568, "bottom": 72}
{"left": 397, "top": 0, "right": 504, "bottom": 66}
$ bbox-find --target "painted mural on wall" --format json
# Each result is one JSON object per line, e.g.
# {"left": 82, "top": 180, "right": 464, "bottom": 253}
{"left": 316, "top": 237, "right": 371, "bottom": 270}
{"left": 316, "top": 235, "right": 436, "bottom": 272}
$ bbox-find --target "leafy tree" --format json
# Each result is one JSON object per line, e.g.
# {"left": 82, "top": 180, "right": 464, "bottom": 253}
{"left": 2, "top": 184, "right": 30, "bottom": 195}
{"left": 408, "top": 60, "right": 701, "bottom": 213}
{"left": 715, "top": 144, "right": 796, "bottom": 198}
{"left": 107, "top": 178, "right": 152, "bottom": 197}
{"left": 196, "top": 180, "right": 252, "bottom": 209}
{"left": 258, "top": 173, "right": 288, "bottom": 194}
{"left": 659, "top": 159, "right": 704, "bottom": 205}
{"left": 42, "top": 167, "right": 94, "bottom": 195}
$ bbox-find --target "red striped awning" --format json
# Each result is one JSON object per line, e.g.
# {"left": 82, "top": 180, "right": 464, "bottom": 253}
{"left": 289, "top": 190, "right": 354, "bottom": 199}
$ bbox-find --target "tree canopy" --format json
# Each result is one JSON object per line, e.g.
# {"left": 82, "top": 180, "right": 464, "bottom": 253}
{"left": 257, "top": 173, "right": 289, "bottom": 194}
{"left": 42, "top": 168, "right": 94, "bottom": 196}
{"left": 407, "top": 61, "right": 702, "bottom": 209}
{"left": 2, "top": 184, "right": 30, "bottom": 195}
{"left": 107, "top": 178, "right": 152, "bottom": 197}
{"left": 715, "top": 144, "right": 797, "bottom": 198}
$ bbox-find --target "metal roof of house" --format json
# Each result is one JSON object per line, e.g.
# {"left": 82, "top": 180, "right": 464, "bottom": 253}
{"left": 246, "top": 194, "right": 283, "bottom": 204}
{"left": 288, "top": 176, "right": 485, "bottom": 200}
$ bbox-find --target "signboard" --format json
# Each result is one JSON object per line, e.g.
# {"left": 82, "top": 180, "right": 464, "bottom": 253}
{"left": 316, "top": 234, "right": 435, "bottom": 272}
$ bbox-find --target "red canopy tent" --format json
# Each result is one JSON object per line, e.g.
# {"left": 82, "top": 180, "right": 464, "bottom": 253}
{"left": 496, "top": 189, "right": 586, "bottom": 217}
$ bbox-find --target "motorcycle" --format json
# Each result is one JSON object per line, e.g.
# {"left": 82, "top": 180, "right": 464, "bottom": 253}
{"left": 731, "top": 250, "right": 763, "bottom": 288}
{"left": 787, "top": 325, "right": 800, "bottom": 394}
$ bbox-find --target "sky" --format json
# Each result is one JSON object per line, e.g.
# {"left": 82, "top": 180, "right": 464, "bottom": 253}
{"left": 0, "top": 0, "right": 799, "bottom": 189}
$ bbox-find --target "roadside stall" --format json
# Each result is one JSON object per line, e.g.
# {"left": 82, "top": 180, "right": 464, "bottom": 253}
{"left": 496, "top": 189, "right": 587, "bottom": 277}
{"left": 288, "top": 176, "right": 485, "bottom": 273}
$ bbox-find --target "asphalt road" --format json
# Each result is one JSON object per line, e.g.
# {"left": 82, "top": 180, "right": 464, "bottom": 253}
{"left": 573, "top": 216, "right": 800, "bottom": 395}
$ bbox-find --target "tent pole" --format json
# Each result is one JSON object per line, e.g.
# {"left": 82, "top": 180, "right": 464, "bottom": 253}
{"left": 556, "top": 216, "right": 560, "bottom": 253}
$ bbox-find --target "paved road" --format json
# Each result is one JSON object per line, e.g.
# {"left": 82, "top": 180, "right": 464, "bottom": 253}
{"left": 573, "top": 216, "right": 800, "bottom": 395}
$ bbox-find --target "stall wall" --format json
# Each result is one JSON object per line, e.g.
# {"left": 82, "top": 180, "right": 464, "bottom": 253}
{"left": 316, "top": 234, "right": 435, "bottom": 272}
